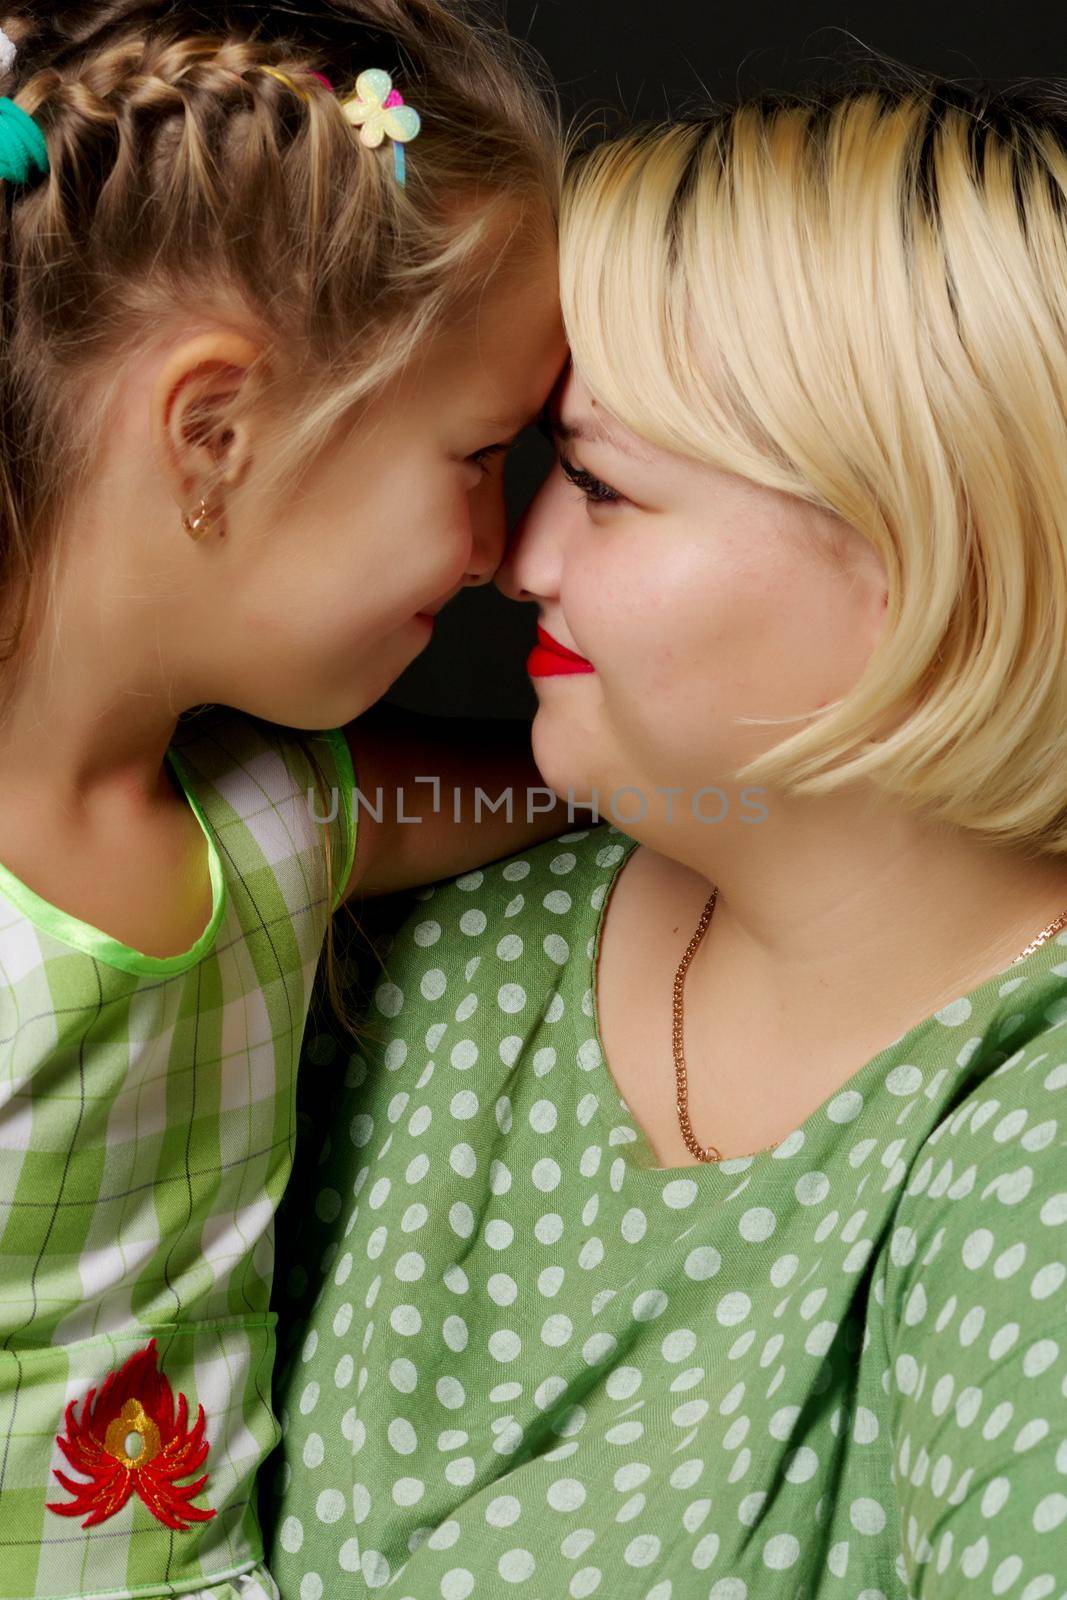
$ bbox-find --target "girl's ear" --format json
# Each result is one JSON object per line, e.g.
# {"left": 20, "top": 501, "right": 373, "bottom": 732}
{"left": 152, "top": 330, "right": 264, "bottom": 504}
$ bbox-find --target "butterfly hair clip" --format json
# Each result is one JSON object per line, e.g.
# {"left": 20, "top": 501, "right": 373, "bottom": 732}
{"left": 340, "top": 68, "right": 421, "bottom": 187}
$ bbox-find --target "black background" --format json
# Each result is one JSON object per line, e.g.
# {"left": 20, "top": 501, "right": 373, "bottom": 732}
{"left": 384, "top": 0, "right": 1064, "bottom": 722}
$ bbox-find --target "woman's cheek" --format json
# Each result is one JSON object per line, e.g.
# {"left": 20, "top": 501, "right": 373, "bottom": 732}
{"left": 563, "top": 546, "right": 639, "bottom": 661}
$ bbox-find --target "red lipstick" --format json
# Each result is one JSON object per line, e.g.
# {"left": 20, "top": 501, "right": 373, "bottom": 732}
{"left": 527, "top": 623, "right": 595, "bottom": 678}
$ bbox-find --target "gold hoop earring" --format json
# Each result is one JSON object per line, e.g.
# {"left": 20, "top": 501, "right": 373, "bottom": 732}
{"left": 182, "top": 498, "right": 225, "bottom": 542}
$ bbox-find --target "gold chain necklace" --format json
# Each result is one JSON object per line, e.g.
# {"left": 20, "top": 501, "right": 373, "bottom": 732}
{"left": 672, "top": 888, "right": 1067, "bottom": 1165}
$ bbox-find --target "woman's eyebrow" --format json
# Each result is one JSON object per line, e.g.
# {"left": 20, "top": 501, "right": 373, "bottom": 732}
{"left": 537, "top": 400, "right": 643, "bottom": 458}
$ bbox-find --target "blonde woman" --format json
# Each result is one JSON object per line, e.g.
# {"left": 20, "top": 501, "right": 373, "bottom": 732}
{"left": 264, "top": 73, "right": 1067, "bottom": 1596}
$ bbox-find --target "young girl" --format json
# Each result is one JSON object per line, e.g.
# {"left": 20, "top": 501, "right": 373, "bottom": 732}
{"left": 0, "top": 4, "right": 572, "bottom": 1598}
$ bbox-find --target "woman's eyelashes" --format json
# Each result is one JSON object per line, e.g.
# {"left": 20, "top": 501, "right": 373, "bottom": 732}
{"left": 558, "top": 453, "right": 623, "bottom": 507}
{"left": 533, "top": 407, "right": 623, "bottom": 507}
{"left": 468, "top": 423, "right": 623, "bottom": 505}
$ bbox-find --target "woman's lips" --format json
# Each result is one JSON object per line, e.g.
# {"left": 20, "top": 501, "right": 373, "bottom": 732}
{"left": 527, "top": 623, "right": 595, "bottom": 678}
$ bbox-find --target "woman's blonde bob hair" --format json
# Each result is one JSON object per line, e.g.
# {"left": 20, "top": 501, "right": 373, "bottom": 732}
{"left": 561, "top": 67, "right": 1067, "bottom": 857}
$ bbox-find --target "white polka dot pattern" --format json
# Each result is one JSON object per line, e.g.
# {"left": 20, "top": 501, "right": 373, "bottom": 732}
{"left": 264, "top": 825, "right": 1067, "bottom": 1598}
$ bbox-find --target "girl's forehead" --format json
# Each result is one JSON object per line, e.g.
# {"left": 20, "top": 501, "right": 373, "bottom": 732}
{"left": 459, "top": 272, "right": 565, "bottom": 390}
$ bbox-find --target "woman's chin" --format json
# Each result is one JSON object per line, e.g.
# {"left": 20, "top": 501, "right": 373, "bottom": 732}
{"left": 529, "top": 715, "right": 599, "bottom": 812}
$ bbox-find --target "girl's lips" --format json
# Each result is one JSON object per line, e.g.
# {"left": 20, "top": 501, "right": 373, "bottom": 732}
{"left": 527, "top": 623, "right": 595, "bottom": 678}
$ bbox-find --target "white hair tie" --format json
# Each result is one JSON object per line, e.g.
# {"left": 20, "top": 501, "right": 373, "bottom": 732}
{"left": 0, "top": 27, "right": 17, "bottom": 78}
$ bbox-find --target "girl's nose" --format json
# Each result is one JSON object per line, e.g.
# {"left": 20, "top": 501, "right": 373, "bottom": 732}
{"left": 462, "top": 515, "right": 500, "bottom": 584}
{"left": 493, "top": 515, "right": 534, "bottom": 602}
{"left": 494, "top": 472, "right": 562, "bottom": 604}
{"left": 466, "top": 477, "right": 512, "bottom": 586}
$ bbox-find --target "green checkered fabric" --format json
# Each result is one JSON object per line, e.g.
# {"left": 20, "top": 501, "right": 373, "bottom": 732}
{"left": 0, "top": 706, "right": 356, "bottom": 1600}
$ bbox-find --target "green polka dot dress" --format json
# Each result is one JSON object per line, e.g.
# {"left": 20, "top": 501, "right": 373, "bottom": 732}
{"left": 262, "top": 823, "right": 1067, "bottom": 1598}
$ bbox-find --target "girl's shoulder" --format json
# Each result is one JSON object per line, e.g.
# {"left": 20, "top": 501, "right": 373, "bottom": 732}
{"left": 169, "top": 704, "right": 356, "bottom": 917}
{"left": 169, "top": 702, "right": 351, "bottom": 809}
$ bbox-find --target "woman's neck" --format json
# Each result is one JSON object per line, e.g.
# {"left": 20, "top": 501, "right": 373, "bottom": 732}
{"left": 618, "top": 791, "right": 1067, "bottom": 1050}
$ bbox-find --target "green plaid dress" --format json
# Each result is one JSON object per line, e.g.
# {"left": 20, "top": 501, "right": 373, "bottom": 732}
{"left": 0, "top": 706, "right": 356, "bottom": 1600}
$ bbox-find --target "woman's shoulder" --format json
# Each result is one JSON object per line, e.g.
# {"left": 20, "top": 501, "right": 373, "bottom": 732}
{"left": 878, "top": 986, "right": 1067, "bottom": 1356}
{"left": 357, "top": 822, "right": 637, "bottom": 1009}
{"left": 876, "top": 998, "right": 1067, "bottom": 1594}
{"left": 407, "top": 821, "right": 636, "bottom": 926}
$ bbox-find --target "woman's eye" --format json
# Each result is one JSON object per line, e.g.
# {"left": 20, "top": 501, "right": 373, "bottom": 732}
{"left": 558, "top": 454, "right": 622, "bottom": 507}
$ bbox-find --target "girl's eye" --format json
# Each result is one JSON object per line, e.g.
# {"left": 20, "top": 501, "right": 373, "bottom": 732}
{"left": 468, "top": 442, "right": 509, "bottom": 475}
{"left": 558, "top": 454, "right": 622, "bottom": 507}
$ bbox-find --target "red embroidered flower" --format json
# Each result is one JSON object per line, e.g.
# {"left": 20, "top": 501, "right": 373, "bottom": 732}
{"left": 46, "top": 1337, "right": 217, "bottom": 1532}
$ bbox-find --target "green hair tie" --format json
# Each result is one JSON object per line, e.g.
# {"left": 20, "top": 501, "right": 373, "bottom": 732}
{"left": 0, "top": 96, "right": 49, "bottom": 184}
